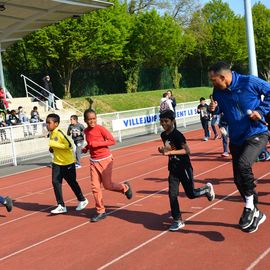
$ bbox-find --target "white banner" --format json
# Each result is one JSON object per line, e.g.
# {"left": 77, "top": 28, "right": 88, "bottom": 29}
{"left": 112, "top": 106, "right": 198, "bottom": 131}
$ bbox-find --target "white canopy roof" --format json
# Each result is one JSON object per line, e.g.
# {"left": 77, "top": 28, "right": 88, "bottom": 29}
{"left": 0, "top": 0, "right": 113, "bottom": 50}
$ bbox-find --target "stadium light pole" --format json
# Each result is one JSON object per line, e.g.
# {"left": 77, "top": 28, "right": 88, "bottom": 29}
{"left": 244, "top": 0, "right": 258, "bottom": 76}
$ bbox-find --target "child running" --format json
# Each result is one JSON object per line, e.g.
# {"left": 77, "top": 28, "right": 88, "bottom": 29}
{"left": 67, "top": 115, "right": 85, "bottom": 168}
{"left": 82, "top": 109, "right": 132, "bottom": 222}
{"left": 158, "top": 110, "right": 215, "bottom": 231}
{"left": 46, "top": 113, "right": 88, "bottom": 214}
{"left": 0, "top": 196, "right": 13, "bottom": 213}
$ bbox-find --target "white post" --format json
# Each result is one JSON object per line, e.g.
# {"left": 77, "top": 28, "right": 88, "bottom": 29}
{"left": 154, "top": 107, "right": 158, "bottom": 134}
{"left": 244, "top": 0, "right": 258, "bottom": 76}
{"left": 182, "top": 104, "right": 186, "bottom": 128}
{"left": 116, "top": 112, "right": 122, "bottom": 142}
{"left": 0, "top": 44, "right": 6, "bottom": 95}
{"left": 21, "top": 75, "right": 29, "bottom": 98}
{"left": 9, "top": 127, "right": 17, "bottom": 166}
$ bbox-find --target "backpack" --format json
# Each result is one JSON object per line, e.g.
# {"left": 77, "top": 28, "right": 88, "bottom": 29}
{"left": 160, "top": 100, "right": 170, "bottom": 113}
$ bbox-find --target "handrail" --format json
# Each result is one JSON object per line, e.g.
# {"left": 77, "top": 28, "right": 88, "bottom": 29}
{"left": 20, "top": 74, "right": 83, "bottom": 115}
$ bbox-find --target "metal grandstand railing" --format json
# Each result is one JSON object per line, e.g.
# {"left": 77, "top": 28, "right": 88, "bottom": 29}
{"left": 21, "top": 74, "right": 82, "bottom": 115}
{"left": 0, "top": 101, "right": 201, "bottom": 167}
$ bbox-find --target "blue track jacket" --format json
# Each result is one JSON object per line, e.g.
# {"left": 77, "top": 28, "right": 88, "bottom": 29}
{"left": 212, "top": 71, "right": 270, "bottom": 146}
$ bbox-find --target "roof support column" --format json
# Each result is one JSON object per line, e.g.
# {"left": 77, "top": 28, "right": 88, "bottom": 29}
{"left": 0, "top": 43, "right": 6, "bottom": 94}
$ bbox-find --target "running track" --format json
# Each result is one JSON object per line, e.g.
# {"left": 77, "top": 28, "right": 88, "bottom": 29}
{"left": 0, "top": 129, "right": 270, "bottom": 270}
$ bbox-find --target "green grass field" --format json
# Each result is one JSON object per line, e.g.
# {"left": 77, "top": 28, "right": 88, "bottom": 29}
{"left": 65, "top": 87, "right": 212, "bottom": 114}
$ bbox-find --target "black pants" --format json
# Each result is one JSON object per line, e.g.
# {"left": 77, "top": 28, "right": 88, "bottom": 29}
{"left": 229, "top": 133, "right": 268, "bottom": 200}
{"left": 201, "top": 119, "right": 210, "bottom": 137}
{"left": 168, "top": 166, "right": 208, "bottom": 220}
{"left": 52, "top": 163, "right": 85, "bottom": 206}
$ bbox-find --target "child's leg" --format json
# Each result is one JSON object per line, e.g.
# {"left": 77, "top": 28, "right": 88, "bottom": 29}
{"left": 75, "top": 143, "right": 82, "bottom": 164}
{"left": 100, "top": 157, "right": 128, "bottom": 193}
{"left": 168, "top": 173, "right": 181, "bottom": 220}
{"left": 52, "top": 163, "right": 65, "bottom": 206}
{"left": 202, "top": 120, "right": 210, "bottom": 137}
{"left": 211, "top": 124, "right": 218, "bottom": 137}
{"left": 0, "top": 196, "right": 5, "bottom": 204}
{"left": 179, "top": 167, "right": 209, "bottom": 199}
{"left": 90, "top": 161, "right": 106, "bottom": 213}
{"left": 0, "top": 196, "right": 12, "bottom": 212}
{"left": 63, "top": 163, "right": 85, "bottom": 201}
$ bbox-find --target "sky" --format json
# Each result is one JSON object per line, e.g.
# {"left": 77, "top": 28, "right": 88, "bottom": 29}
{"left": 200, "top": 0, "right": 270, "bottom": 15}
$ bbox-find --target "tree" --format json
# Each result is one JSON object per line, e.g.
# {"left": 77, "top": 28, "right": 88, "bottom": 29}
{"left": 252, "top": 3, "right": 270, "bottom": 81}
{"left": 124, "top": 10, "right": 195, "bottom": 91}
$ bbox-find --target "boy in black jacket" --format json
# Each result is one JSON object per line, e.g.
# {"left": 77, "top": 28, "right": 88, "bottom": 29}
{"left": 158, "top": 110, "right": 215, "bottom": 231}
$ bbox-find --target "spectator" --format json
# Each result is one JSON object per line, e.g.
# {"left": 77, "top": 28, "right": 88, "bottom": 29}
{"left": 0, "top": 100, "right": 7, "bottom": 141}
{"left": 67, "top": 115, "right": 85, "bottom": 168}
{"left": 30, "top": 106, "right": 41, "bottom": 134}
{"left": 7, "top": 110, "right": 20, "bottom": 126}
{"left": 197, "top": 97, "right": 210, "bottom": 141}
{"left": 160, "top": 92, "right": 174, "bottom": 113}
{"left": 0, "top": 85, "right": 9, "bottom": 109}
{"left": 167, "top": 90, "right": 177, "bottom": 112}
{"left": 43, "top": 75, "right": 58, "bottom": 110}
{"left": 18, "top": 106, "right": 31, "bottom": 136}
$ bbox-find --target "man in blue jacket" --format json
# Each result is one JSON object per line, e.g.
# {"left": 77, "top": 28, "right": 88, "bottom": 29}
{"left": 208, "top": 61, "right": 270, "bottom": 233}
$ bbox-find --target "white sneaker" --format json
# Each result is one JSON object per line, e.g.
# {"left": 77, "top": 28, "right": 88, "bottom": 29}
{"left": 76, "top": 199, "right": 88, "bottom": 211}
{"left": 206, "top": 182, "right": 215, "bottom": 201}
{"left": 51, "top": 204, "right": 67, "bottom": 214}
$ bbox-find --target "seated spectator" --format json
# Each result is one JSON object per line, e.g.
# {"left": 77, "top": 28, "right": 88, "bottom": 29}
{"left": 18, "top": 106, "right": 31, "bottom": 136}
{"left": 0, "top": 101, "right": 7, "bottom": 141}
{"left": 30, "top": 106, "right": 41, "bottom": 122}
{"left": 7, "top": 110, "right": 20, "bottom": 126}
{"left": 30, "top": 106, "right": 41, "bottom": 134}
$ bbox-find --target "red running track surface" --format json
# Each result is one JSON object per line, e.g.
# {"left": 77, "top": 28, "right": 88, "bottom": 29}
{"left": 0, "top": 129, "right": 270, "bottom": 270}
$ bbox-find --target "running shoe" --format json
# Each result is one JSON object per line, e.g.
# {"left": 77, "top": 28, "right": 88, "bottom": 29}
{"left": 51, "top": 204, "right": 67, "bottom": 214}
{"left": 239, "top": 207, "right": 256, "bottom": 229}
{"left": 206, "top": 182, "right": 215, "bottom": 201}
{"left": 242, "top": 210, "right": 266, "bottom": 233}
{"left": 169, "top": 220, "right": 185, "bottom": 231}
{"left": 76, "top": 199, "right": 88, "bottom": 211}
{"left": 91, "top": 212, "right": 107, "bottom": 222}
{"left": 124, "top": 181, "right": 133, "bottom": 199}
{"left": 3, "top": 196, "right": 13, "bottom": 212}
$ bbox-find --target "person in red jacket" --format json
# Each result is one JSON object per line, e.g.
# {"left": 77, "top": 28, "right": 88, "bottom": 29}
{"left": 0, "top": 86, "right": 9, "bottom": 109}
{"left": 82, "top": 109, "right": 132, "bottom": 222}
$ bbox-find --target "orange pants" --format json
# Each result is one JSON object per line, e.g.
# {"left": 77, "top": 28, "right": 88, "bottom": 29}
{"left": 90, "top": 156, "right": 128, "bottom": 213}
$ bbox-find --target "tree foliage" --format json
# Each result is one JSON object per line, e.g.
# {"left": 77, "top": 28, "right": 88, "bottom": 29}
{"left": 252, "top": 2, "right": 270, "bottom": 81}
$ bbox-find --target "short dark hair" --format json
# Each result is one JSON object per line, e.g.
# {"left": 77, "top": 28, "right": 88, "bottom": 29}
{"left": 70, "top": 115, "right": 78, "bottom": 121}
{"left": 208, "top": 61, "right": 231, "bottom": 74}
{"left": 84, "top": 109, "right": 96, "bottom": 120}
{"left": 159, "top": 110, "right": 175, "bottom": 120}
{"left": 47, "top": 113, "right": 60, "bottom": 123}
{"left": 162, "top": 92, "right": 168, "bottom": 98}
{"left": 200, "top": 97, "right": 205, "bottom": 102}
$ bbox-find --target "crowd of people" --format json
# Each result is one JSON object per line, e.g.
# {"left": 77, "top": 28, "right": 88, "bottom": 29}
{"left": 0, "top": 103, "right": 43, "bottom": 141}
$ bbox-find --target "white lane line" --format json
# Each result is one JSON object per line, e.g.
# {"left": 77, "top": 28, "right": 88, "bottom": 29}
{"left": 0, "top": 128, "right": 207, "bottom": 179}
{"left": 0, "top": 153, "right": 229, "bottom": 228}
{"left": 246, "top": 247, "right": 270, "bottom": 270}
{"left": 0, "top": 162, "right": 231, "bottom": 261}
{"left": 97, "top": 190, "right": 239, "bottom": 270}
{"left": 97, "top": 172, "right": 270, "bottom": 270}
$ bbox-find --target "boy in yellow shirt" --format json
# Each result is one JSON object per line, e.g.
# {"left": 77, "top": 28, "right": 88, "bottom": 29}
{"left": 46, "top": 113, "right": 88, "bottom": 214}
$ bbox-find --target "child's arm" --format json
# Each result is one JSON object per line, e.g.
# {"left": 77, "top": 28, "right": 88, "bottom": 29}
{"left": 91, "top": 126, "right": 116, "bottom": 147}
{"left": 164, "top": 142, "right": 190, "bottom": 156}
{"left": 81, "top": 145, "right": 89, "bottom": 153}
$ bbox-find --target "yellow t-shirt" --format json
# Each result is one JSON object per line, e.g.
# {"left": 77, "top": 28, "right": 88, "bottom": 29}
{"left": 49, "top": 127, "right": 75, "bottom": 165}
